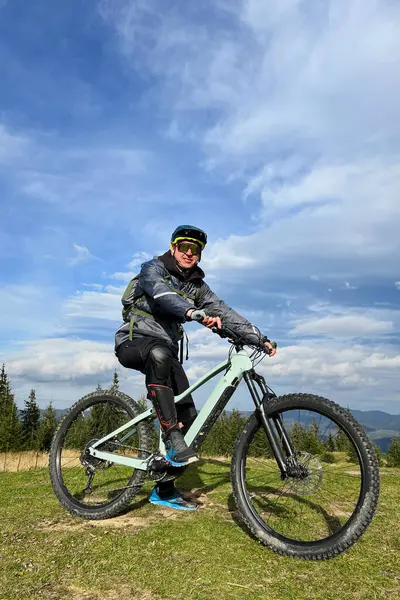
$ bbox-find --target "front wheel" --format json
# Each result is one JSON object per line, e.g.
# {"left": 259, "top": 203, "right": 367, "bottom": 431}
{"left": 231, "top": 394, "right": 380, "bottom": 560}
{"left": 49, "top": 389, "right": 152, "bottom": 520}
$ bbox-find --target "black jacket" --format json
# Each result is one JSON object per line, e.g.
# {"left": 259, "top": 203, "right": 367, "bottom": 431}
{"left": 115, "top": 251, "right": 264, "bottom": 352}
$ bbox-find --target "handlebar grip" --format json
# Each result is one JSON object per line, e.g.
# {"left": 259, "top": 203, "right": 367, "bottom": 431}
{"left": 190, "top": 309, "right": 207, "bottom": 322}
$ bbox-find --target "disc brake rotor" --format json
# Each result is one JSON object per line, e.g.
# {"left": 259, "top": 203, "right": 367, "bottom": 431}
{"left": 286, "top": 452, "right": 323, "bottom": 495}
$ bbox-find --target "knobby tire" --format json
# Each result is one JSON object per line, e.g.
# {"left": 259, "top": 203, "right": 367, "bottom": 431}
{"left": 49, "top": 390, "right": 152, "bottom": 520}
{"left": 231, "top": 393, "right": 380, "bottom": 560}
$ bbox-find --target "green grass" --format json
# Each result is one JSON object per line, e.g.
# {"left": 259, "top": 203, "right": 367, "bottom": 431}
{"left": 0, "top": 460, "right": 399, "bottom": 600}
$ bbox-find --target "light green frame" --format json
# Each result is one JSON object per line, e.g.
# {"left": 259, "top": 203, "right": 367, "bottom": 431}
{"left": 89, "top": 349, "right": 253, "bottom": 470}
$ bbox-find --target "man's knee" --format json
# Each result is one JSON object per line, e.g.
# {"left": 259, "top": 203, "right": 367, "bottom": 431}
{"left": 146, "top": 345, "right": 174, "bottom": 385}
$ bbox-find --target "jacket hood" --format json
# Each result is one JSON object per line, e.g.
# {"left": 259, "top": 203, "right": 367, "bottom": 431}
{"left": 158, "top": 250, "right": 205, "bottom": 282}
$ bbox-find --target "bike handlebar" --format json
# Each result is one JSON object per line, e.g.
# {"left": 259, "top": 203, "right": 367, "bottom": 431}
{"left": 210, "top": 325, "right": 277, "bottom": 355}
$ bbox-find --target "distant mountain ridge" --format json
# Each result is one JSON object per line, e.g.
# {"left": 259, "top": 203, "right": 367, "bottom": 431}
{"left": 350, "top": 409, "right": 400, "bottom": 432}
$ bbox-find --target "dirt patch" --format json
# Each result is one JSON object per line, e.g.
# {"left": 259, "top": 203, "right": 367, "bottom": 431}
{"left": 67, "top": 585, "right": 158, "bottom": 600}
{"left": 38, "top": 505, "right": 194, "bottom": 534}
{"left": 327, "top": 505, "right": 351, "bottom": 518}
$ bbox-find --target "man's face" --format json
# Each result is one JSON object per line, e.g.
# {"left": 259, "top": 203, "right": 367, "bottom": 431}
{"left": 171, "top": 240, "right": 201, "bottom": 269}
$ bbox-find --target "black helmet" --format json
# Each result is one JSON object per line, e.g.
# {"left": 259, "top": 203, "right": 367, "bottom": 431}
{"left": 170, "top": 225, "right": 207, "bottom": 249}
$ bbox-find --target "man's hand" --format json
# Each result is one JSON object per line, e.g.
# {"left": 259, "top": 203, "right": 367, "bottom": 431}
{"left": 186, "top": 309, "right": 222, "bottom": 329}
{"left": 264, "top": 340, "right": 277, "bottom": 357}
{"left": 201, "top": 315, "right": 222, "bottom": 329}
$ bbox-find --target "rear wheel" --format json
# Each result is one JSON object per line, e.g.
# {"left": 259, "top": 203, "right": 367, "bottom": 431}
{"left": 49, "top": 390, "right": 152, "bottom": 519}
{"left": 231, "top": 394, "right": 380, "bottom": 560}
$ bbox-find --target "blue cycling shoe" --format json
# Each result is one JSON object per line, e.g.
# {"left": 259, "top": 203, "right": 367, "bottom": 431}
{"left": 164, "top": 430, "right": 199, "bottom": 467}
{"left": 149, "top": 488, "right": 198, "bottom": 511}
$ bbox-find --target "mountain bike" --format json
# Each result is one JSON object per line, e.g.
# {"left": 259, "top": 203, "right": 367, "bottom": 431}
{"left": 49, "top": 325, "right": 380, "bottom": 560}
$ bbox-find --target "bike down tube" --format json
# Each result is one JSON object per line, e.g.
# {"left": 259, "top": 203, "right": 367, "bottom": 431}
{"left": 243, "top": 371, "right": 288, "bottom": 477}
{"left": 89, "top": 357, "right": 232, "bottom": 470}
{"left": 184, "top": 350, "right": 253, "bottom": 448}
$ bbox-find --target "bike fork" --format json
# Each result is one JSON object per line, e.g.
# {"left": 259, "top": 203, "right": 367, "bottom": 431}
{"left": 243, "top": 371, "right": 295, "bottom": 479}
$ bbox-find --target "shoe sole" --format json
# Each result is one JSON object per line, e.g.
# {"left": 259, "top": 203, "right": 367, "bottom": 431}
{"left": 149, "top": 498, "right": 197, "bottom": 511}
{"left": 165, "top": 455, "right": 199, "bottom": 468}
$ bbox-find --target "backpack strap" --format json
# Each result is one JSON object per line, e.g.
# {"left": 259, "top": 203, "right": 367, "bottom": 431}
{"left": 128, "top": 307, "right": 154, "bottom": 340}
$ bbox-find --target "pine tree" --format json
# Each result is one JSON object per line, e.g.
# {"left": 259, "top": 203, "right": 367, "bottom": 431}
{"left": 89, "top": 401, "right": 125, "bottom": 439}
{"left": 387, "top": 435, "right": 400, "bottom": 467}
{"left": 301, "top": 418, "right": 324, "bottom": 455}
{"left": 95, "top": 383, "right": 103, "bottom": 393}
{"left": 325, "top": 432, "right": 336, "bottom": 451}
{"left": 111, "top": 369, "right": 119, "bottom": 391}
{"left": 374, "top": 444, "right": 384, "bottom": 467}
{"left": 290, "top": 422, "right": 307, "bottom": 450}
{"left": 0, "top": 364, "right": 21, "bottom": 451}
{"left": 37, "top": 403, "right": 57, "bottom": 452}
{"left": 20, "top": 389, "right": 41, "bottom": 450}
{"left": 201, "top": 410, "right": 248, "bottom": 457}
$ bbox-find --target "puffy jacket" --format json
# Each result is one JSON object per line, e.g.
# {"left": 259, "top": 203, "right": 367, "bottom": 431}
{"left": 114, "top": 251, "right": 265, "bottom": 353}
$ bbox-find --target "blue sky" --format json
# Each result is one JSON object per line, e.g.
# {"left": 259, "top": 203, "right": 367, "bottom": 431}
{"left": 1, "top": 0, "right": 399, "bottom": 413}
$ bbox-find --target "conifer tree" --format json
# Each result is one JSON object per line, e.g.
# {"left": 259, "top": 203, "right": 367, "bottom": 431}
{"left": 38, "top": 403, "right": 57, "bottom": 451}
{"left": 325, "top": 432, "right": 336, "bottom": 451}
{"left": 0, "top": 364, "right": 21, "bottom": 451}
{"left": 20, "top": 389, "right": 41, "bottom": 450}
{"left": 387, "top": 435, "right": 400, "bottom": 467}
{"left": 111, "top": 369, "right": 119, "bottom": 391}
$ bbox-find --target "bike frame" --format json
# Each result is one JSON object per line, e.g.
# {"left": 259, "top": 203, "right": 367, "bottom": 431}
{"left": 89, "top": 348, "right": 291, "bottom": 476}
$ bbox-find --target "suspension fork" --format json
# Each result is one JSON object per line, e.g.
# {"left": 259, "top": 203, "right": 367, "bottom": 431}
{"left": 243, "top": 371, "right": 295, "bottom": 478}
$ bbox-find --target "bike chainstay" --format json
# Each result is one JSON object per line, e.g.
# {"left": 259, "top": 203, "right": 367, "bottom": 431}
{"left": 82, "top": 439, "right": 152, "bottom": 496}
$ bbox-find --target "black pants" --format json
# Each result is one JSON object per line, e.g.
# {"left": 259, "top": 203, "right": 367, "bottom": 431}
{"left": 116, "top": 336, "right": 197, "bottom": 497}
{"left": 116, "top": 336, "right": 197, "bottom": 434}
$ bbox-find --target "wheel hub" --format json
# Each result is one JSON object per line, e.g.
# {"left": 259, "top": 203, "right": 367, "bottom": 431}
{"left": 285, "top": 452, "right": 323, "bottom": 495}
{"left": 80, "top": 439, "right": 114, "bottom": 471}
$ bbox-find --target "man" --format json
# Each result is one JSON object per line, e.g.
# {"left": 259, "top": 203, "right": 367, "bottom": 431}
{"left": 115, "top": 225, "right": 276, "bottom": 510}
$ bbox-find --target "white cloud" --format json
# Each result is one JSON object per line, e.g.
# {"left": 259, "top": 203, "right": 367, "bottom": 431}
{"left": 82, "top": 283, "right": 104, "bottom": 291}
{"left": 4, "top": 338, "right": 126, "bottom": 408}
{"left": 128, "top": 251, "right": 153, "bottom": 269}
{"left": 7, "top": 338, "right": 116, "bottom": 383}
{"left": 3, "top": 321, "right": 400, "bottom": 411}
{"left": 343, "top": 282, "right": 358, "bottom": 290}
{"left": 68, "top": 243, "right": 98, "bottom": 266}
{"left": 258, "top": 342, "right": 400, "bottom": 394}
{"left": 395, "top": 282, "right": 400, "bottom": 290}
{"left": 64, "top": 288, "right": 123, "bottom": 321}
{"left": 291, "top": 314, "right": 393, "bottom": 337}
{"left": 100, "top": 0, "right": 400, "bottom": 284}
{"left": 110, "top": 271, "right": 136, "bottom": 282}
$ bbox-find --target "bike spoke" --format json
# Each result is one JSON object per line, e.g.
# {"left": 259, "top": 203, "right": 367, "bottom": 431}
{"left": 58, "top": 399, "right": 142, "bottom": 507}
{"left": 243, "top": 404, "right": 366, "bottom": 543}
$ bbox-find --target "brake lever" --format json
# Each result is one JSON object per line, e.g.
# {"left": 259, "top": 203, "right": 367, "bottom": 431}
{"left": 211, "top": 326, "right": 240, "bottom": 346}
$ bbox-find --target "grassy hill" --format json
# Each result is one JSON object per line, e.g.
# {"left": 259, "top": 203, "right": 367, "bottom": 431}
{"left": 0, "top": 459, "right": 399, "bottom": 600}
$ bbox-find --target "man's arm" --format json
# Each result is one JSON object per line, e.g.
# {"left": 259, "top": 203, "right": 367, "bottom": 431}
{"left": 196, "top": 281, "right": 267, "bottom": 347}
{"left": 139, "top": 260, "right": 193, "bottom": 321}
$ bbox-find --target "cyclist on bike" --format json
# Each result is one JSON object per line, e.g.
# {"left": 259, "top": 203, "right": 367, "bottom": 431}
{"left": 115, "top": 225, "right": 276, "bottom": 510}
